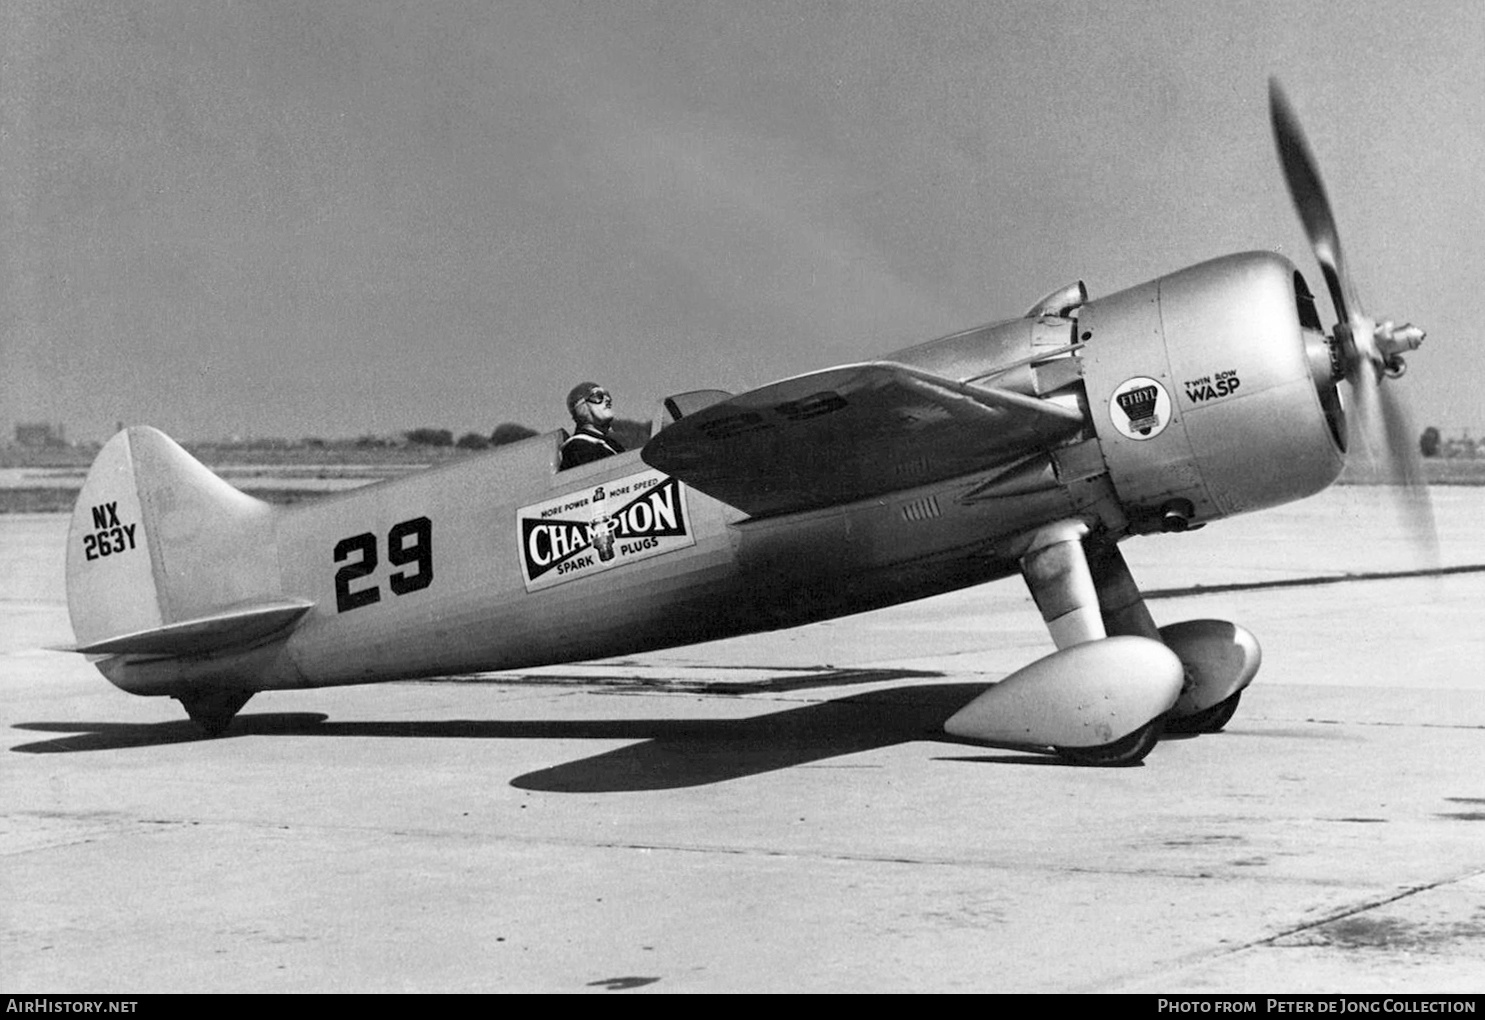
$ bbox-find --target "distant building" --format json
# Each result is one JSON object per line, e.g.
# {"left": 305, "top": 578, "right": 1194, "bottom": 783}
{"left": 1441, "top": 432, "right": 1479, "bottom": 459}
{"left": 14, "top": 422, "right": 67, "bottom": 448}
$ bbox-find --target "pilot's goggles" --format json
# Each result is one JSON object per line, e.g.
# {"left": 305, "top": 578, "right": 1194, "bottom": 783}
{"left": 584, "top": 389, "right": 612, "bottom": 405}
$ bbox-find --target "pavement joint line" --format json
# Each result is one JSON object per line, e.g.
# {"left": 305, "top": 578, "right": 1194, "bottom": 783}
{"left": 481, "top": 839, "right": 1425, "bottom": 881}
{"left": 1146, "top": 562, "right": 1485, "bottom": 599}
{"left": 0, "top": 811, "right": 1398, "bottom": 880}
{"left": 1098, "top": 865, "right": 1485, "bottom": 993}
{"left": 1245, "top": 863, "right": 1485, "bottom": 950}
{"left": 1302, "top": 718, "right": 1485, "bottom": 731}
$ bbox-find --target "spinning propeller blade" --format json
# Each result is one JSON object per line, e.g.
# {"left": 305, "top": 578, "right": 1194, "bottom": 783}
{"left": 1269, "top": 79, "right": 1438, "bottom": 561}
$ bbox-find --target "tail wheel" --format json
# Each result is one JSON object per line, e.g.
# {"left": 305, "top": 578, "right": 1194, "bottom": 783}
{"left": 176, "top": 690, "right": 253, "bottom": 737}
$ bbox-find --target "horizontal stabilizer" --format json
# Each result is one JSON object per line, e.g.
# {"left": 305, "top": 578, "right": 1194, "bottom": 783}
{"left": 642, "top": 361, "right": 1084, "bottom": 516}
{"left": 64, "top": 600, "right": 314, "bottom": 657}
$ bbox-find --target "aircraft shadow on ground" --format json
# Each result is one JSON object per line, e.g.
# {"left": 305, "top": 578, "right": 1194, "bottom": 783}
{"left": 10, "top": 676, "right": 1069, "bottom": 787}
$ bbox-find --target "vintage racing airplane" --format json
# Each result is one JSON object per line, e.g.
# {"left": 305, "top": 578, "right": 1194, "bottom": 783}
{"left": 61, "top": 82, "right": 1436, "bottom": 764}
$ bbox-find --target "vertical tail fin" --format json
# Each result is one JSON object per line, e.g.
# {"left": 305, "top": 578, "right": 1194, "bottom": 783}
{"left": 66, "top": 427, "right": 305, "bottom": 654}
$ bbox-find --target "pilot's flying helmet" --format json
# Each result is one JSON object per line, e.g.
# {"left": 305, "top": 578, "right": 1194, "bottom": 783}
{"left": 567, "top": 381, "right": 611, "bottom": 420}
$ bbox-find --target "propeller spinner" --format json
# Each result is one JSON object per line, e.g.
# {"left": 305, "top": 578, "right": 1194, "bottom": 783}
{"left": 1268, "top": 79, "right": 1438, "bottom": 560}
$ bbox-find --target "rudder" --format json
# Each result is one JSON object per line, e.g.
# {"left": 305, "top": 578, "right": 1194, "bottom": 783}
{"left": 66, "top": 427, "right": 289, "bottom": 653}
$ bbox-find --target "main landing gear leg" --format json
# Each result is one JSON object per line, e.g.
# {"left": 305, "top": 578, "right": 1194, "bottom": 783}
{"left": 1088, "top": 540, "right": 1261, "bottom": 734}
{"left": 943, "top": 521, "right": 1184, "bottom": 765}
{"left": 1021, "top": 520, "right": 1108, "bottom": 650}
{"left": 1023, "top": 524, "right": 1174, "bottom": 765}
{"left": 1086, "top": 540, "right": 1161, "bottom": 641}
{"left": 1087, "top": 543, "right": 1259, "bottom": 733}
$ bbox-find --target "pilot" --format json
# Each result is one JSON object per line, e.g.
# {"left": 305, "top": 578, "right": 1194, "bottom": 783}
{"left": 559, "top": 381, "right": 625, "bottom": 469}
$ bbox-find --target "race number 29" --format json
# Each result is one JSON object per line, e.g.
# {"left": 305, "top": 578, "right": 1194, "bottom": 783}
{"left": 333, "top": 516, "right": 433, "bottom": 613}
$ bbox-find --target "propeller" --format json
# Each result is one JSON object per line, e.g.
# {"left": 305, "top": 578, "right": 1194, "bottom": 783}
{"left": 1268, "top": 78, "right": 1438, "bottom": 562}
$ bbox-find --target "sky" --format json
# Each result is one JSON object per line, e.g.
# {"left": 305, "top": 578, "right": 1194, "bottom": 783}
{"left": 4, "top": 0, "right": 1483, "bottom": 444}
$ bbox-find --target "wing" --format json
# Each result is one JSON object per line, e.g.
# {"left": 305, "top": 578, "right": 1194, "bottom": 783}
{"left": 641, "top": 361, "right": 1085, "bottom": 516}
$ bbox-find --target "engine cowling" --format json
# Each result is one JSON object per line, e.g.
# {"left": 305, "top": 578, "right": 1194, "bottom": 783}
{"left": 1076, "top": 251, "right": 1344, "bottom": 531}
